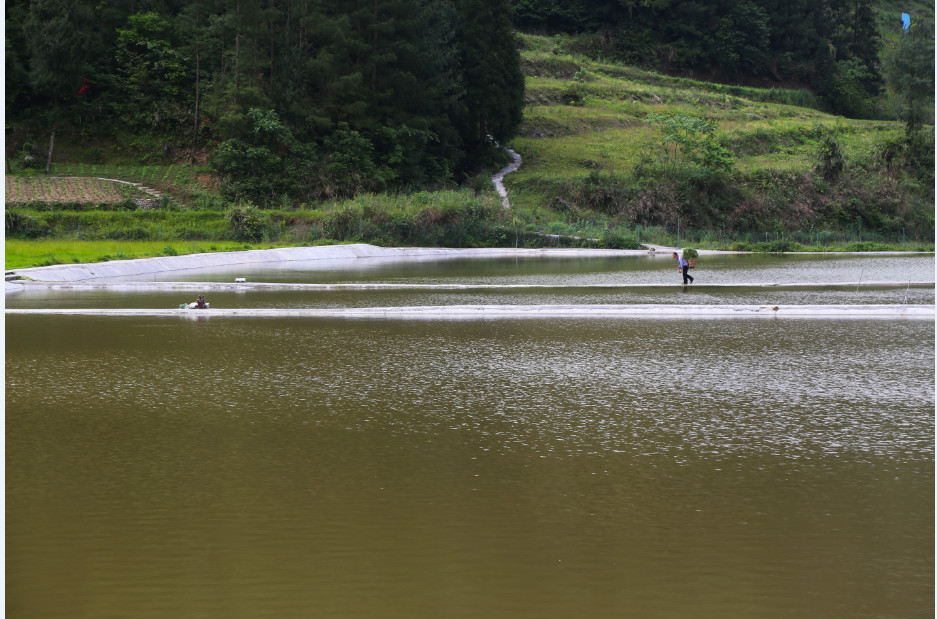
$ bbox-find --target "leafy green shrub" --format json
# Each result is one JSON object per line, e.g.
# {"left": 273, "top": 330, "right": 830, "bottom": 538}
{"left": 6, "top": 211, "right": 29, "bottom": 233}
{"left": 178, "top": 228, "right": 207, "bottom": 240}
{"left": 561, "top": 83, "right": 585, "bottom": 105}
{"left": 602, "top": 230, "right": 640, "bottom": 249}
{"left": 843, "top": 241, "right": 890, "bottom": 252}
{"left": 470, "top": 173, "right": 495, "bottom": 195}
{"left": 323, "top": 206, "right": 360, "bottom": 240}
{"left": 19, "top": 144, "right": 43, "bottom": 170}
{"left": 211, "top": 108, "right": 315, "bottom": 206}
{"left": 752, "top": 239, "right": 798, "bottom": 252}
{"left": 106, "top": 227, "right": 150, "bottom": 240}
{"left": 5, "top": 211, "right": 51, "bottom": 238}
{"left": 322, "top": 123, "right": 381, "bottom": 197}
{"left": 644, "top": 112, "right": 735, "bottom": 178}
{"left": 226, "top": 203, "right": 267, "bottom": 241}
{"left": 682, "top": 247, "right": 699, "bottom": 259}
{"left": 815, "top": 132, "right": 844, "bottom": 181}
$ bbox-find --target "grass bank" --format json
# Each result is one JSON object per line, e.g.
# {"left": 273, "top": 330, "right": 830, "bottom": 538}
{"left": 4, "top": 239, "right": 276, "bottom": 269}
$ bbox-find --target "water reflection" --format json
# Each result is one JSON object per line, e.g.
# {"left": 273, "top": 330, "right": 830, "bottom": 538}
{"left": 8, "top": 254, "right": 932, "bottom": 313}
{"left": 93, "top": 253, "right": 935, "bottom": 285}
{"left": 8, "top": 287, "right": 935, "bottom": 312}
{"left": 6, "top": 314, "right": 934, "bottom": 618}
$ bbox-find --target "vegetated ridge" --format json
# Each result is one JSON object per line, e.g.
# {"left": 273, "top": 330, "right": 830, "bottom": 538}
{"left": 4, "top": 1, "right": 934, "bottom": 265}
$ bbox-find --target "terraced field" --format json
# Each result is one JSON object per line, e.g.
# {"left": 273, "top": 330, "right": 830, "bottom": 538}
{"left": 5, "top": 176, "right": 150, "bottom": 204}
{"left": 510, "top": 33, "right": 909, "bottom": 204}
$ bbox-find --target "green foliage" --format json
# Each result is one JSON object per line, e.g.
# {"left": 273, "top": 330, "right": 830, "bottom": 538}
{"left": 560, "top": 83, "right": 586, "bottom": 106}
{"left": 510, "top": 1, "right": 891, "bottom": 118}
{"left": 5, "top": 211, "right": 49, "bottom": 238}
{"left": 225, "top": 202, "right": 267, "bottom": 241}
{"left": 210, "top": 109, "right": 315, "bottom": 206}
{"left": 875, "top": 126, "right": 935, "bottom": 186}
{"left": 601, "top": 229, "right": 640, "bottom": 249}
{"left": 824, "top": 58, "right": 877, "bottom": 118}
{"left": 682, "top": 247, "right": 698, "bottom": 259}
{"left": 5, "top": 4, "right": 933, "bottom": 252}
{"left": 843, "top": 241, "right": 891, "bottom": 252}
{"left": 815, "top": 128, "right": 845, "bottom": 181}
{"left": 644, "top": 113, "right": 735, "bottom": 178}
{"left": 885, "top": 18, "right": 935, "bottom": 134}
{"left": 110, "top": 12, "right": 189, "bottom": 130}
{"left": 22, "top": 0, "right": 94, "bottom": 102}
{"left": 321, "top": 124, "right": 380, "bottom": 198}
{"left": 567, "top": 171, "right": 633, "bottom": 216}
{"left": 456, "top": 0, "right": 525, "bottom": 152}
{"left": 714, "top": 1, "right": 771, "bottom": 75}
{"left": 513, "top": 31, "right": 930, "bottom": 238}
{"left": 7, "top": 0, "right": 526, "bottom": 196}
{"left": 751, "top": 239, "right": 798, "bottom": 253}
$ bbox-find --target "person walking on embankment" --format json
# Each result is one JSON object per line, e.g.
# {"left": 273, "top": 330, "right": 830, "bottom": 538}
{"left": 673, "top": 252, "right": 693, "bottom": 285}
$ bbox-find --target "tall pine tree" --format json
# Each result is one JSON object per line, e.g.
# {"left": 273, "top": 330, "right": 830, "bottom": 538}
{"left": 454, "top": 0, "right": 524, "bottom": 165}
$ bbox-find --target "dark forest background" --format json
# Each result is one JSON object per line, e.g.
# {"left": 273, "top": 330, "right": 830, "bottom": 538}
{"left": 4, "top": 0, "right": 934, "bottom": 206}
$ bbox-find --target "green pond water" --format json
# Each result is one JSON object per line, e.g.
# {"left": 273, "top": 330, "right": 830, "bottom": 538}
{"left": 5, "top": 253, "right": 935, "bottom": 618}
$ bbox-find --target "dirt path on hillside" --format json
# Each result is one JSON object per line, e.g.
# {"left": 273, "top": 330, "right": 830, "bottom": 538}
{"left": 491, "top": 147, "right": 521, "bottom": 209}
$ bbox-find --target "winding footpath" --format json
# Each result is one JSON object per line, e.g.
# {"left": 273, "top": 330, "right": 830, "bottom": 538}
{"left": 491, "top": 147, "right": 522, "bottom": 209}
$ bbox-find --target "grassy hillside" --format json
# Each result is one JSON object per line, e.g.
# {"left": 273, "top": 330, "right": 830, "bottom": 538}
{"left": 505, "top": 33, "right": 932, "bottom": 240}
{"left": 5, "top": 29, "right": 934, "bottom": 267}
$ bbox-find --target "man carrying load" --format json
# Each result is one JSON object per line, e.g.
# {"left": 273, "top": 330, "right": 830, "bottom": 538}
{"left": 672, "top": 252, "right": 694, "bottom": 285}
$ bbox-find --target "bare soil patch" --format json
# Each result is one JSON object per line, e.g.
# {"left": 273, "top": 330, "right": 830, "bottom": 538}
{"left": 5, "top": 177, "right": 145, "bottom": 203}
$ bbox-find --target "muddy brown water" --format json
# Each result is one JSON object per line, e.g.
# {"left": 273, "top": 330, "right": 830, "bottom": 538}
{"left": 5, "top": 253, "right": 934, "bottom": 618}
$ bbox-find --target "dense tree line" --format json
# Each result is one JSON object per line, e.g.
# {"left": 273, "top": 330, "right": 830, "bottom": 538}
{"left": 508, "top": 0, "right": 892, "bottom": 117}
{"left": 5, "top": 0, "right": 525, "bottom": 204}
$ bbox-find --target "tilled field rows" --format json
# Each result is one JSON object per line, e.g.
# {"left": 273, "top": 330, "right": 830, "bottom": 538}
{"left": 6, "top": 176, "right": 143, "bottom": 203}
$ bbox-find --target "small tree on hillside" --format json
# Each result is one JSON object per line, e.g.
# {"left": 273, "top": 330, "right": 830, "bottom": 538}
{"left": 210, "top": 108, "right": 315, "bottom": 207}
{"left": 886, "top": 18, "right": 935, "bottom": 136}
{"left": 643, "top": 113, "right": 735, "bottom": 178}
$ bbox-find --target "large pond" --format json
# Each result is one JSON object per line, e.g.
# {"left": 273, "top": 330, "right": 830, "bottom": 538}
{"left": 5, "top": 253, "right": 935, "bottom": 618}
{"left": 79, "top": 252, "right": 937, "bottom": 285}
{"left": 6, "top": 253, "right": 936, "bottom": 310}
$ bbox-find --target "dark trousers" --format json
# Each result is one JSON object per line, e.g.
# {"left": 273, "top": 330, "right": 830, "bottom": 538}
{"left": 682, "top": 265, "right": 694, "bottom": 284}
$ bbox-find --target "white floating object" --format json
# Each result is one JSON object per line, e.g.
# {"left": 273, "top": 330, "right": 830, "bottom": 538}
{"left": 235, "top": 277, "right": 246, "bottom": 283}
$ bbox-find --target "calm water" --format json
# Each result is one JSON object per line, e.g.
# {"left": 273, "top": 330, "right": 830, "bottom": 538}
{"left": 101, "top": 253, "right": 935, "bottom": 285}
{"left": 6, "top": 254, "right": 935, "bottom": 310}
{"left": 5, "top": 254, "right": 935, "bottom": 619}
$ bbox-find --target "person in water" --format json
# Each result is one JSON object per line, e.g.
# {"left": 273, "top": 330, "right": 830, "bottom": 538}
{"left": 672, "top": 252, "right": 693, "bottom": 285}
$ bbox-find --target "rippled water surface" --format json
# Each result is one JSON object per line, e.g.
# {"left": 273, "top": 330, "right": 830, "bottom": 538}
{"left": 6, "top": 254, "right": 935, "bottom": 310}
{"left": 6, "top": 253, "right": 935, "bottom": 618}
{"left": 108, "top": 252, "right": 935, "bottom": 285}
{"left": 6, "top": 310, "right": 934, "bottom": 618}
{"left": 6, "top": 286, "right": 935, "bottom": 310}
